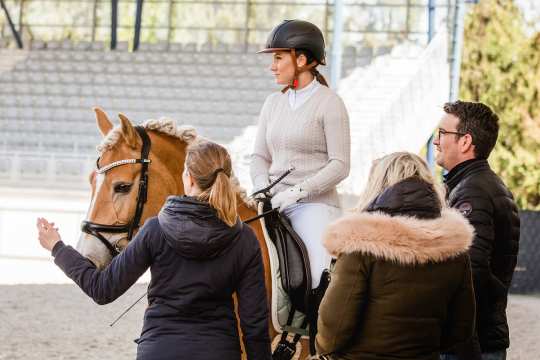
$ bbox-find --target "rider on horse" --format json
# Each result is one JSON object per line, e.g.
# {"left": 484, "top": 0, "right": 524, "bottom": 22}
{"left": 250, "top": 19, "right": 351, "bottom": 358}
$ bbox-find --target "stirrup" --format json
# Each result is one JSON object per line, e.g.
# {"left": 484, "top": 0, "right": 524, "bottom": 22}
{"left": 272, "top": 340, "right": 297, "bottom": 360}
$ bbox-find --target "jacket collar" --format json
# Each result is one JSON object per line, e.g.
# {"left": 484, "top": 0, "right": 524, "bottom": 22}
{"left": 366, "top": 177, "right": 441, "bottom": 219}
{"left": 444, "top": 159, "right": 489, "bottom": 192}
{"left": 323, "top": 208, "right": 474, "bottom": 265}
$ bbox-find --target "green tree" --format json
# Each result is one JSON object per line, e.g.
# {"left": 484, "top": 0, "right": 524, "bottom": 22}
{"left": 460, "top": 0, "right": 540, "bottom": 209}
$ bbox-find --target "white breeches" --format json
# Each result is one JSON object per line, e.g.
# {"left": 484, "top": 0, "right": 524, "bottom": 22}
{"left": 282, "top": 202, "right": 341, "bottom": 288}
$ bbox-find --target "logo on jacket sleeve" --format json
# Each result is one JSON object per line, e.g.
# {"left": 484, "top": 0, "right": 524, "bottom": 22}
{"left": 457, "top": 202, "right": 472, "bottom": 217}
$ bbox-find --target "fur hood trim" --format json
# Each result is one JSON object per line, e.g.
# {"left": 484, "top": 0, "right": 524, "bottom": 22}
{"left": 323, "top": 208, "right": 474, "bottom": 265}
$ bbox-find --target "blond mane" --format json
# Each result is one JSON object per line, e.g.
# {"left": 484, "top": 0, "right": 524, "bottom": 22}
{"left": 97, "top": 117, "right": 197, "bottom": 154}
{"left": 96, "top": 117, "right": 256, "bottom": 210}
{"left": 230, "top": 173, "right": 257, "bottom": 210}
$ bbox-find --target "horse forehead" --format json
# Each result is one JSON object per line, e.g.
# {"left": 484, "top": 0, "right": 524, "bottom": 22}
{"left": 89, "top": 172, "right": 109, "bottom": 213}
{"left": 98, "top": 142, "right": 140, "bottom": 166}
{"left": 90, "top": 149, "right": 136, "bottom": 212}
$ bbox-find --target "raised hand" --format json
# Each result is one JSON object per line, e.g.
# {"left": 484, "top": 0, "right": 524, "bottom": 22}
{"left": 37, "top": 217, "right": 61, "bottom": 251}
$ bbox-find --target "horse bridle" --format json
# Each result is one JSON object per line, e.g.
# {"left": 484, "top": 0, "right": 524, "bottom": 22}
{"left": 81, "top": 126, "right": 151, "bottom": 258}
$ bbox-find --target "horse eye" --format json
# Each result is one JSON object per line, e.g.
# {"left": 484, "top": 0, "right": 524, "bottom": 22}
{"left": 113, "top": 183, "right": 132, "bottom": 194}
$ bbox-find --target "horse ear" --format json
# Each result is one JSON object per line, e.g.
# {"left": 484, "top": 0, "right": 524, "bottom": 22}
{"left": 94, "top": 107, "right": 113, "bottom": 137}
{"left": 118, "top": 113, "right": 141, "bottom": 149}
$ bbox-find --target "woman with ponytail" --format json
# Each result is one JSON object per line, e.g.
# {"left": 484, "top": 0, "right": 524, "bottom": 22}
{"left": 37, "top": 139, "right": 271, "bottom": 360}
{"left": 250, "top": 20, "right": 351, "bottom": 291}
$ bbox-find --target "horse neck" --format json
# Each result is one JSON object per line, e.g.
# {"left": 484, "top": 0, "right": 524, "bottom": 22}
{"left": 141, "top": 132, "right": 187, "bottom": 219}
{"left": 237, "top": 197, "right": 257, "bottom": 219}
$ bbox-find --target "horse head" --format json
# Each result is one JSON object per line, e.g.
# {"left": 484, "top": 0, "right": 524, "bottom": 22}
{"left": 77, "top": 108, "right": 194, "bottom": 269}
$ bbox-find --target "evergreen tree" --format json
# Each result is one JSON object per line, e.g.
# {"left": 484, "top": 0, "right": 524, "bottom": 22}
{"left": 460, "top": 0, "right": 540, "bottom": 209}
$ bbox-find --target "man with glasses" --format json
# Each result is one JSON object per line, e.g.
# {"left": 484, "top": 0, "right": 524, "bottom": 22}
{"left": 436, "top": 101, "right": 520, "bottom": 360}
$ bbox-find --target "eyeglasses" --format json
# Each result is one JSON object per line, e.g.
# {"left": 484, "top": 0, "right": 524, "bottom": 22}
{"left": 436, "top": 128, "right": 467, "bottom": 140}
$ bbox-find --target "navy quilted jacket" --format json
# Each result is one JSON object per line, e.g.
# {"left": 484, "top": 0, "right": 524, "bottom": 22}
{"left": 52, "top": 196, "right": 271, "bottom": 360}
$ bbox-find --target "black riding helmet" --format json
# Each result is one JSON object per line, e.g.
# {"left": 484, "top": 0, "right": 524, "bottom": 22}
{"left": 258, "top": 20, "right": 328, "bottom": 91}
{"left": 258, "top": 19, "right": 326, "bottom": 65}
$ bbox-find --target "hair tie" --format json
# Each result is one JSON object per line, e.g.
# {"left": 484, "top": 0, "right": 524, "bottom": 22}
{"left": 213, "top": 168, "right": 228, "bottom": 178}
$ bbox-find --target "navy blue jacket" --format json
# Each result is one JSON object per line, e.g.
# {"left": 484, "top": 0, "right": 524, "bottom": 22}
{"left": 52, "top": 196, "right": 271, "bottom": 360}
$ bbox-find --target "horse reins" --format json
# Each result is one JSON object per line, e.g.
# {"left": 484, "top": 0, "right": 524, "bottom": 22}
{"left": 81, "top": 126, "right": 152, "bottom": 258}
{"left": 243, "top": 166, "right": 295, "bottom": 224}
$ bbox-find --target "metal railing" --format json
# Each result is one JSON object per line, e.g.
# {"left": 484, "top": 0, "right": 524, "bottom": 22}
{"left": 0, "top": 151, "right": 94, "bottom": 190}
{"left": 0, "top": 0, "right": 454, "bottom": 49}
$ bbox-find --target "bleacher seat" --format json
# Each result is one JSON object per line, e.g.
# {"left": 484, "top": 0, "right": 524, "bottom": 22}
{"left": 0, "top": 38, "right": 377, "bottom": 189}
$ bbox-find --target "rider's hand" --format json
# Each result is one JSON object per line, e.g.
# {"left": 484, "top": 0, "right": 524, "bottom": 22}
{"left": 252, "top": 179, "right": 271, "bottom": 201}
{"left": 253, "top": 192, "right": 267, "bottom": 201}
{"left": 37, "top": 217, "right": 61, "bottom": 252}
{"left": 271, "top": 186, "right": 306, "bottom": 211}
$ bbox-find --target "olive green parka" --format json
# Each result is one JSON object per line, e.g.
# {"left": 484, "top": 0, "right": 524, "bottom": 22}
{"left": 316, "top": 178, "right": 476, "bottom": 360}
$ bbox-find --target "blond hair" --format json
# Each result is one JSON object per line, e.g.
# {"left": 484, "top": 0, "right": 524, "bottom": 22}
{"left": 355, "top": 152, "right": 445, "bottom": 212}
{"left": 185, "top": 140, "right": 237, "bottom": 226}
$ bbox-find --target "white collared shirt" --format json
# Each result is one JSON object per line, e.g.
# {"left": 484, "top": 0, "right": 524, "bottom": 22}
{"left": 288, "top": 78, "right": 321, "bottom": 110}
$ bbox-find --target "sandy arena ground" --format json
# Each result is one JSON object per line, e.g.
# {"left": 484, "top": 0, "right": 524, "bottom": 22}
{"left": 0, "top": 283, "right": 538, "bottom": 360}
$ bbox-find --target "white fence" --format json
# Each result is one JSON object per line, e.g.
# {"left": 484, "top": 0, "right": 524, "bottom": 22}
{"left": 0, "top": 188, "right": 89, "bottom": 283}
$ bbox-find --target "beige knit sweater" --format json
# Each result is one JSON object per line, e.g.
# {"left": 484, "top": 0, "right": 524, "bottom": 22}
{"left": 250, "top": 85, "right": 351, "bottom": 207}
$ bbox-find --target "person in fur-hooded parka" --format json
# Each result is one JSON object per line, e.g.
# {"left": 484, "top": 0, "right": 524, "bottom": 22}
{"left": 316, "top": 174, "right": 476, "bottom": 360}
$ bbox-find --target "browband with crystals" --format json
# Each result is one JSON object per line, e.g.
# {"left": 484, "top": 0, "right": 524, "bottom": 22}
{"left": 96, "top": 158, "right": 151, "bottom": 174}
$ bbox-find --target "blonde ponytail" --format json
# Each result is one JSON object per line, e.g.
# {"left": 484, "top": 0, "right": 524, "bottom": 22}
{"left": 204, "top": 171, "right": 237, "bottom": 226}
{"left": 185, "top": 140, "right": 238, "bottom": 227}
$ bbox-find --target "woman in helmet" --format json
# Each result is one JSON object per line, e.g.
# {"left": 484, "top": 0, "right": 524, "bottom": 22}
{"left": 250, "top": 19, "right": 351, "bottom": 291}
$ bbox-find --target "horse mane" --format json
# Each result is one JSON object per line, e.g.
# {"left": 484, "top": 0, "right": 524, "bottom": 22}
{"left": 96, "top": 117, "right": 256, "bottom": 210}
{"left": 97, "top": 117, "right": 197, "bottom": 154}
{"left": 231, "top": 174, "right": 257, "bottom": 210}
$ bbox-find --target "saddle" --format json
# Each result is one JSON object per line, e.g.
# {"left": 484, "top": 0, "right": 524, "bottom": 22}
{"left": 262, "top": 200, "right": 312, "bottom": 314}
{"left": 257, "top": 199, "right": 331, "bottom": 359}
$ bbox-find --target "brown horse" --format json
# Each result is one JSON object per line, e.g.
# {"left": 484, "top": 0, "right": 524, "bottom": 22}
{"left": 77, "top": 108, "right": 310, "bottom": 359}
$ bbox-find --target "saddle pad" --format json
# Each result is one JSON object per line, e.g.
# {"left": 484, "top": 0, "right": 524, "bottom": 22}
{"left": 257, "top": 202, "right": 307, "bottom": 335}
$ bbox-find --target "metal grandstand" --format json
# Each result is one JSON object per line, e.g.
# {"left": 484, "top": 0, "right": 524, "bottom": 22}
{"left": 1, "top": 0, "right": 454, "bottom": 47}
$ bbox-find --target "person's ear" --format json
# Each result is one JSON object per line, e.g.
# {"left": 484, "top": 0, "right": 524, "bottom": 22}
{"left": 187, "top": 172, "right": 195, "bottom": 187}
{"left": 460, "top": 134, "right": 474, "bottom": 154}
{"left": 182, "top": 167, "right": 193, "bottom": 185}
{"left": 182, "top": 168, "right": 191, "bottom": 194}
{"left": 296, "top": 53, "right": 307, "bottom": 68}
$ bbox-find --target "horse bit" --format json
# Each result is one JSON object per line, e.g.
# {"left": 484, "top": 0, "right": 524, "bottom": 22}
{"left": 81, "top": 126, "right": 151, "bottom": 258}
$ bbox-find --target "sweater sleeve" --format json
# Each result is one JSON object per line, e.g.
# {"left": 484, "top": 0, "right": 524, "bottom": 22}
{"left": 298, "top": 94, "right": 350, "bottom": 196}
{"left": 52, "top": 219, "right": 155, "bottom": 305}
{"left": 250, "top": 94, "right": 275, "bottom": 191}
{"left": 236, "top": 230, "right": 271, "bottom": 360}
